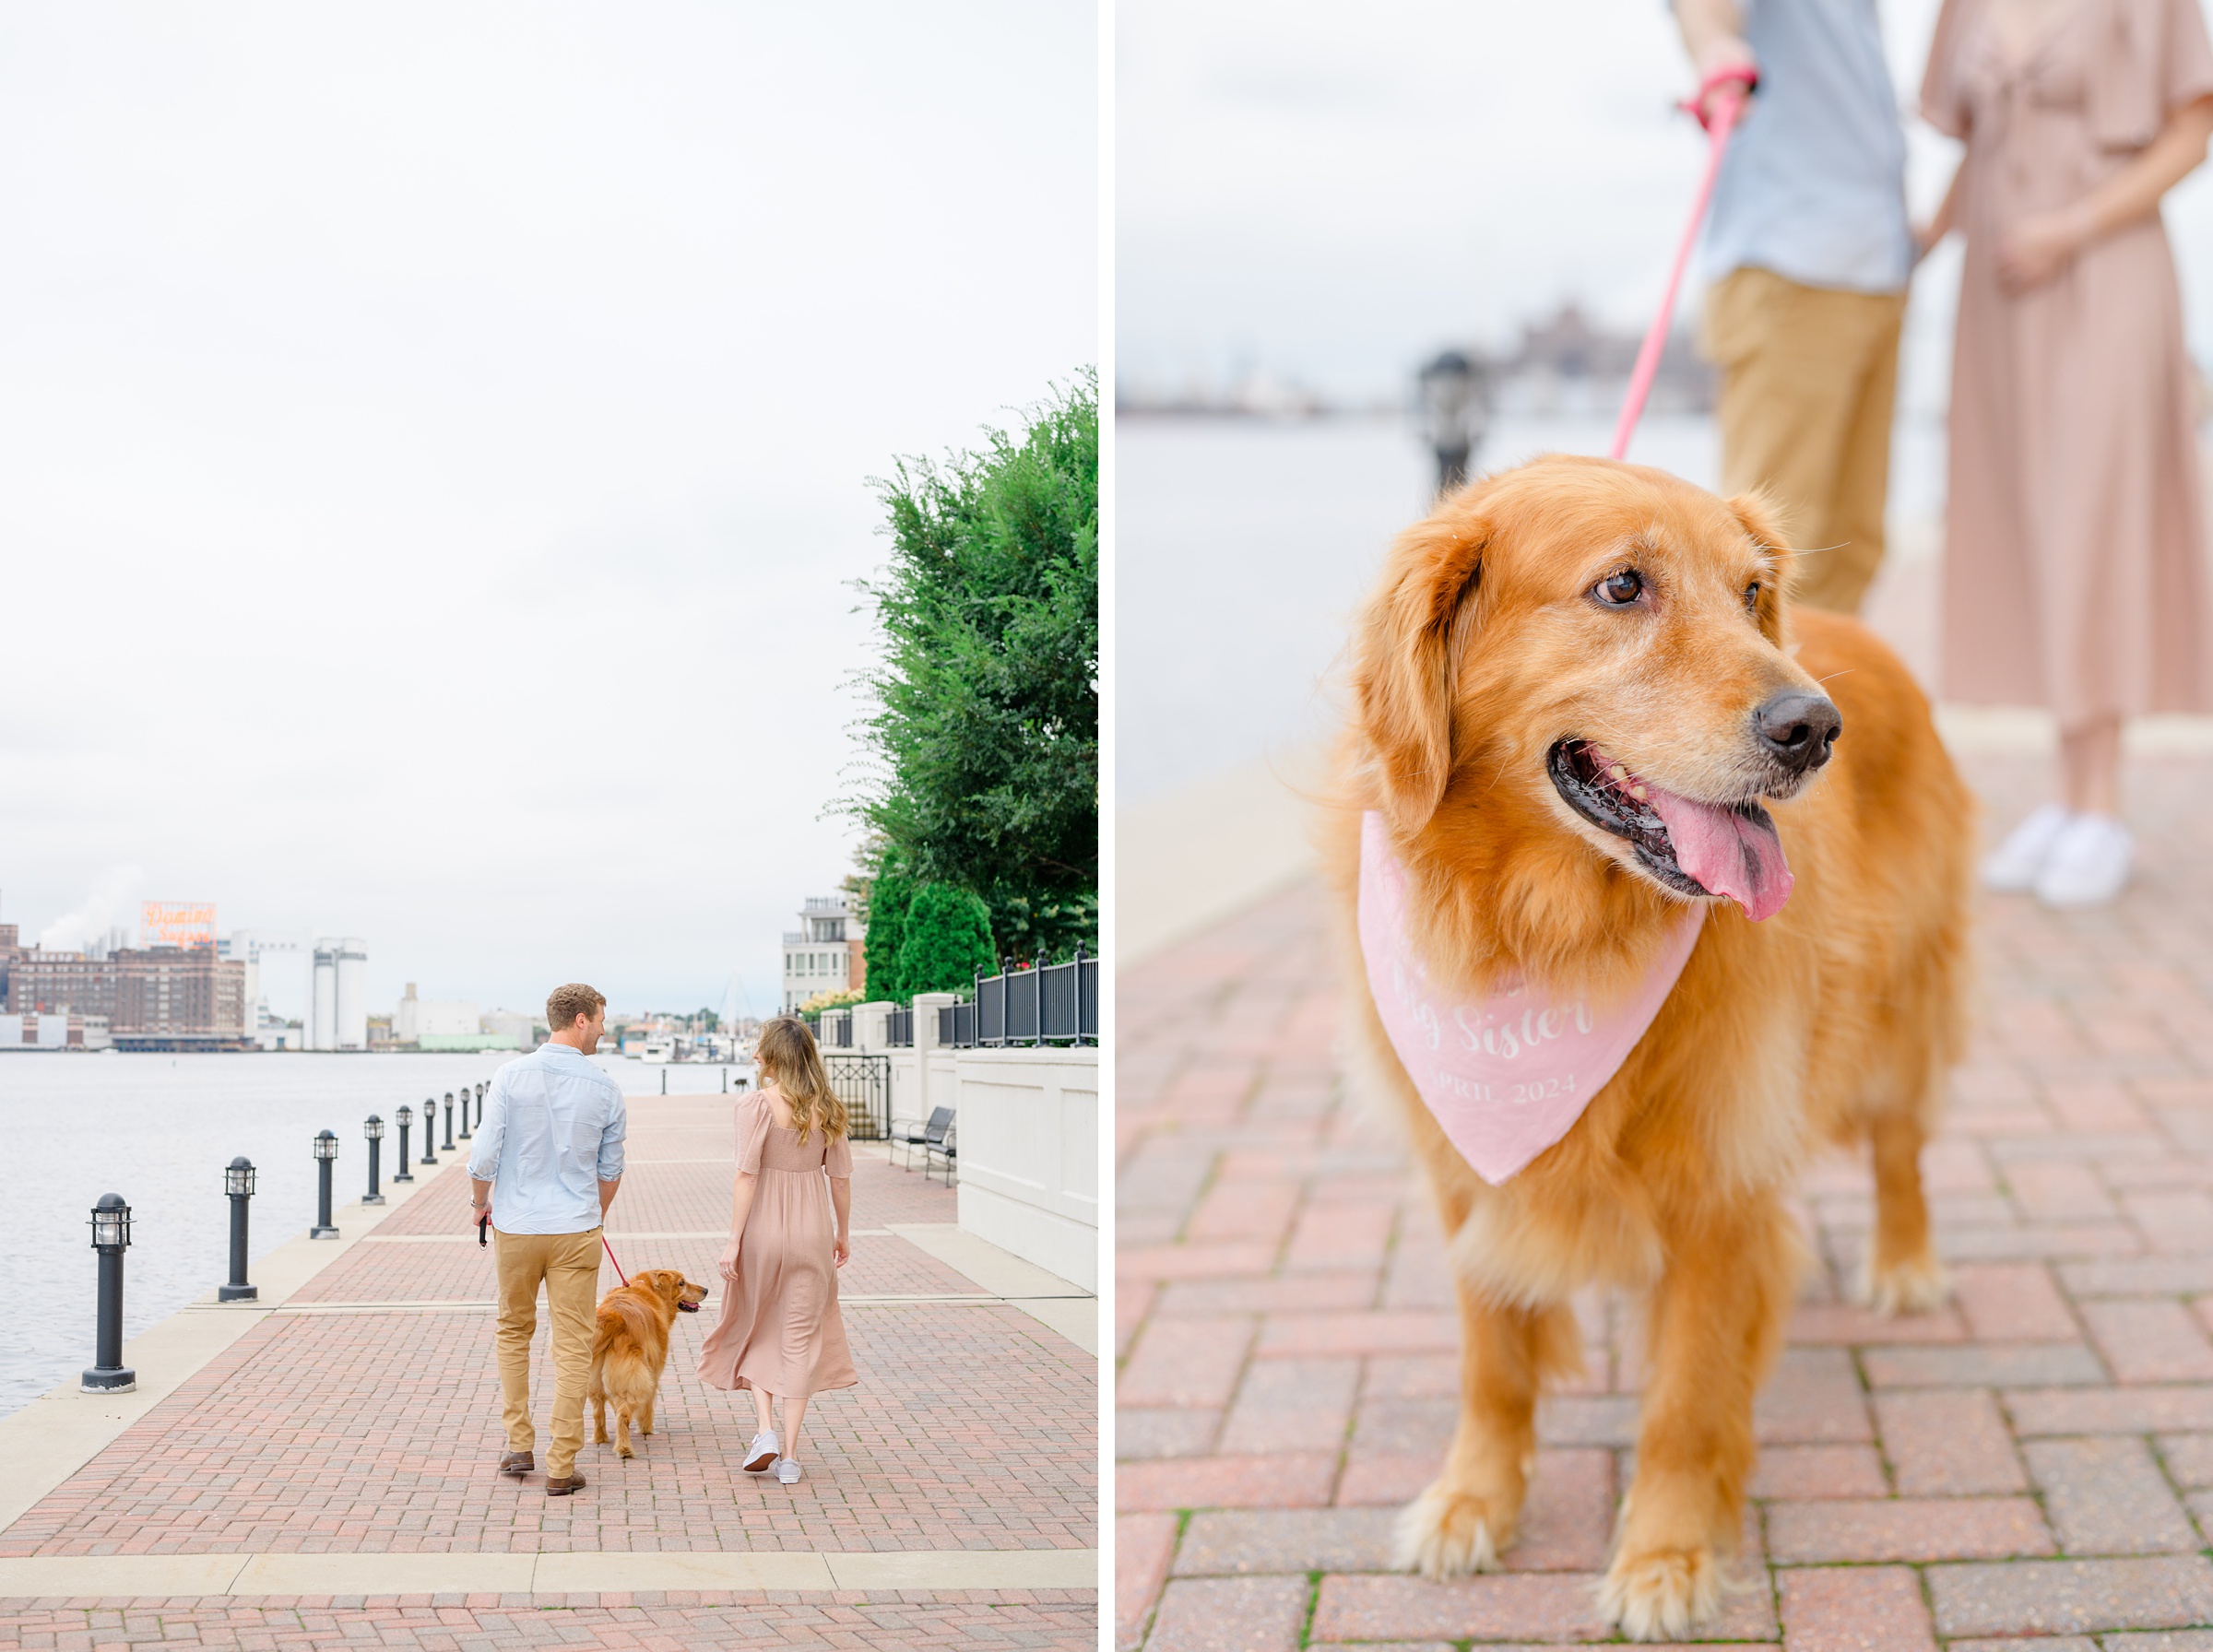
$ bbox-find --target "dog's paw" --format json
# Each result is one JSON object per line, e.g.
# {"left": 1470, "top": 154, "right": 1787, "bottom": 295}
{"left": 1598, "top": 1544, "right": 1720, "bottom": 1642}
{"left": 1852, "top": 1251, "right": 1950, "bottom": 1316}
{"left": 616, "top": 1443, "right": 634, "bottom": 1459}
{"left": 1391, "top": 1483, "right": 1507, "bottom": 1579}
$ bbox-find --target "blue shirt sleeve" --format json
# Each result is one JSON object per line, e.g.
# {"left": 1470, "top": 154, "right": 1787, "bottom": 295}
{"left": 466, "top": 1068, "right": 510, "bottom": 1184}
{"left": 597, "top": 1087, "right": 627, "bottom": 1182}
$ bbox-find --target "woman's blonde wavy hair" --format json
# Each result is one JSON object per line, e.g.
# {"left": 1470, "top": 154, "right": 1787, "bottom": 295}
{"left": 754, "top": 1015, "right": 848, "bottom": 1142}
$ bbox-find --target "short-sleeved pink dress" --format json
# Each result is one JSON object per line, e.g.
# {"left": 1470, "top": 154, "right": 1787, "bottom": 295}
{"left": 1924, "top": 0, "right": 2213, "bottom": 726}
{"left": 695, "top": 1092, "right": 858, "bottom": 1398}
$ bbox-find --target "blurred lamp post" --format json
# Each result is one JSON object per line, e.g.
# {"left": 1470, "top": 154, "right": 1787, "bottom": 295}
{"left": 393, "top": 1105, "right": 414, "bottom": 1185}
{"left": 420, "top": 1099, "right": 438, "bottom": 1167}
{"left": 219, "top": 1158, "right": 257, "bottom": 1302}
{"left": 82, "top": 1194, "right": 136, "bottom": 1392}
{"left": 1418, "top": 349, "right": 1490, "bottom": 497}
{"left": 456, "top": 1081, "right": 471, "bottom": 1141}
{"left": 311, "top": 1130, "right": 339, "bottom": 1239}
{"left": 475, "top": 1080, "right": 487, "bottom": 1128}
{"left": 363, "top": 1115, "right": 385, "bottom": 1206}
{"left": 442, "top": 1092, "right": 456, "bottom": 1152}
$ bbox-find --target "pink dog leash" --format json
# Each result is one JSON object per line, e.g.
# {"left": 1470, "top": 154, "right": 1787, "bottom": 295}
{"left": 602, "top": 1233, "right": 629, "bottom": 1287}
{"left": 1608, "top": 67, "right": 1757, "bottom": 461}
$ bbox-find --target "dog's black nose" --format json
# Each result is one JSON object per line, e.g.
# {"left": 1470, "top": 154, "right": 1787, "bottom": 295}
{"left": 1754, "top": 690, "right": 1842, "bottom": 773}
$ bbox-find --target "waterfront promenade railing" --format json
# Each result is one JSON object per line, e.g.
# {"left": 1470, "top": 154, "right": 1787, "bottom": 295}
{"left": 935, "top": 947, "right": 1096, "bottom": 1050}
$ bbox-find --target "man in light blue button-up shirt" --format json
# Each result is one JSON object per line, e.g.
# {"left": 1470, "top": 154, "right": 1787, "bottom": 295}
{"left": 467, "top": 983, "right": 627, "bottom": 1495}
{"left": 1675, "top": 0, "right": 1912, "bottom": 617}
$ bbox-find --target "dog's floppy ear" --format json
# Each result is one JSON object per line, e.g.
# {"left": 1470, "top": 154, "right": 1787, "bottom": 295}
{"left": 1724, "top": 490, "right": 1788, "bottom": 643}
{"left": 1354, "top": 502, "right": 1489, "bottom": 832}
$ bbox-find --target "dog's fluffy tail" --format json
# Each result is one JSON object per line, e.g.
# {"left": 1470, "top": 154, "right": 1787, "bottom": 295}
{"left": 591, "top": 1289, "right": 660, "bottom": 1363}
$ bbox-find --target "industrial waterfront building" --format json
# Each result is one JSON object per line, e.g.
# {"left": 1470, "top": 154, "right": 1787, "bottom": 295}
{"left": 391, "top": 982, "right": 530, "bottom": 1051}
{"left": 309, "top": 936, "right": 367, "bottom": 1050}
{"left": 0, "top": 924, "right": 249, "bottom": 1051}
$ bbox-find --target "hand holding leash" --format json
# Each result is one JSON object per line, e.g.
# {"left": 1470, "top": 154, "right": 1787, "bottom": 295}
{"left": 1609, "top": 64, "right": 1758, "bottom": 460}
{"left": 478, "top": 1211, "right": 489, "bottom": 1248}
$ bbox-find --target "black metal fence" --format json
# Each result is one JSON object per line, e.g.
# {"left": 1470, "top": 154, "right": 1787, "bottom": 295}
{"left": 822, "top": 1010, "right": 853, "bottom": 1049}
{"left": 938, "top": 998, "right": 976, "bottom": 1047}
{"left": 823, "top": 1054, "right": 891, "bottom": 1139}
{"left": 936, "top": 947, "right": 1097, "bottom": 1049}
{"left": 885, "top": 1004, "right": 914, "bottom": 1047}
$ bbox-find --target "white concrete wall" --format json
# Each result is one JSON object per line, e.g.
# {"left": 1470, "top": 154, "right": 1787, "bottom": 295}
{"left": 953, "top": 1047, "right": 1097, "bottom": 1292}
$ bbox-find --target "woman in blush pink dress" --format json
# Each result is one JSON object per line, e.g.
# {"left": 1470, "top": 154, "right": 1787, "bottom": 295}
{"left": 1922, "top": 0, "right": 2213, "bottom": 907}
{"left": 695, "top": 1015, "right": 856, "bottom": 1486}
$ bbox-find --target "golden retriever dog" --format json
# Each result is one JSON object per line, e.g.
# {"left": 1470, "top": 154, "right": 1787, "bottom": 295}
{"left": 1322, "top": 455, "right": 1970, "bottom": 1639}
{"left": 588, "top": 1268, "right": 708, "bottom": 1459}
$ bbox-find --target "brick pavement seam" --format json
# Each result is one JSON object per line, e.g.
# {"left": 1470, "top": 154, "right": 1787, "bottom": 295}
{"left": 0, "top": 1546, "right": 1101, "bottom": 1599}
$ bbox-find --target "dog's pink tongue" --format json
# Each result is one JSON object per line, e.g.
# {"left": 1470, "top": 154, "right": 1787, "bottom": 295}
{"left": 1645, "top": 787, "right": 1794, "bottom": 921}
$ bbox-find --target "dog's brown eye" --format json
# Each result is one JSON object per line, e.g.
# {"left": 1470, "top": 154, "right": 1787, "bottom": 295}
{"left": 1745, "top": 582, "right": 1760, "bottom": 609}
{"left": 1595, "top": 570, "right": 1642, "bottom": 606}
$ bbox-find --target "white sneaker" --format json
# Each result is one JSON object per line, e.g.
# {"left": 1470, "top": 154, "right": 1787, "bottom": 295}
{"left": 2034, "top": 813, "right": 2134, "bottom": 908}
{"left": 743, "top": 1431, "right": 779, "bottom": 1474}
{"left": 1983, "top": 803, "right": 2073, "bottom": 891}
{"left": 775, "top": 1457, "right": 801, "bottom": 1485}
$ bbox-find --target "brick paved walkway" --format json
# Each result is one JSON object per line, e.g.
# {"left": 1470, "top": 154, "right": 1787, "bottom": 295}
{"left": 0, "top": 1092, "right": 1095, "bottom": 1649}
{"left": 1118, "top": 749, "right": 2213, "bottom": 1649}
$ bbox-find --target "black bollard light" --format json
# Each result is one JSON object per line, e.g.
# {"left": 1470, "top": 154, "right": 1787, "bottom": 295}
{"left": 393, "top": 1104, "right": 415, "bottom": 1184}
{"left": 219, "top": 1159, "right": 257, "bottom": 1302}
{"left": 82, "top": 1194, "right": 136, "bottom": 1392}
{"left": 475, "top": 1080, "right": 486, "bottom": 1127}
{"left": 311, "top": 1129, "right": 339, "bottom": 1238}
{"left": 363, "top": 1114, "right": 385, "bottom": 1205}
{"left": 442, "top": 1092, "right": 456, "bottom": 1151}
{"left": 1417, "top": 348, "right": 1489, "bottom": 497}
{"left": 420, "top": 1099, "right": 438, "bottom": 1167}
{"left": 456, "top": 1080, "right": 472, "bottom": 1141}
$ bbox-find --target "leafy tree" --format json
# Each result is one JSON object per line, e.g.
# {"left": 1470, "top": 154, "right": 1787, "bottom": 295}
{"left": 848, "top": 372, "right": 1097, "bottom": 961}
{"left": 895, "top": 882, "right": 998, "bottom": 995}
{"left": 860, "top": 857, "right": 917, "bottom": 1004}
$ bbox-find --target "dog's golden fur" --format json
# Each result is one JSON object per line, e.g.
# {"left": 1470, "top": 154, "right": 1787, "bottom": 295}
{"left": 588, "top": 1268, "right": 708, "bottom": 1459}
{"left": 1323, "top": 455, "right": 1972, "bottom": 1640}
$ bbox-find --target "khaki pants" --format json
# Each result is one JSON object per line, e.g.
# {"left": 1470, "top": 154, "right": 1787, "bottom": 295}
{"left": 1704, "top": 266, "right": 1907, "bottom": 617}
{"left": 492, "top": 1227, "right": 600, "bottom": 1478}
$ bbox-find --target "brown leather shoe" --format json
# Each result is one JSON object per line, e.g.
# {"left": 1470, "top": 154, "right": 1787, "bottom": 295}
{"left": 546, "top": 1471, "right": 587, "bottom": 1497}
{"left": 499, "top": 1451, "right": 534, "bottom": 1477}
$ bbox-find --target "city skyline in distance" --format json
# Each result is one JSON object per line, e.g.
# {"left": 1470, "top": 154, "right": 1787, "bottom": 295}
{"left": 5, "top": 875, "right": 797, "bottom": 1029}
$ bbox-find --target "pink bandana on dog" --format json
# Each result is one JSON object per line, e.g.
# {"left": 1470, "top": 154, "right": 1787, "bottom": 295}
{"left": 1358, "top": 810, "right": 1706, "bottom": 1185}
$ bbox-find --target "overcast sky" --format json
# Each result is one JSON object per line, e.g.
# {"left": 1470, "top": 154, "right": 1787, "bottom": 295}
{"left": 1118, "top": 0, "right": 2213, "bottom": 404}
{"left": 0, "top": 2, "right": 1095, "bottom": 1024}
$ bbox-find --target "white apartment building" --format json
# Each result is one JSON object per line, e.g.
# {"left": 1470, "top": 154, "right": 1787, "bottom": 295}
{"left": 782, "top": 894, "right": 859, "bottom": 1013}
